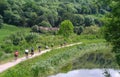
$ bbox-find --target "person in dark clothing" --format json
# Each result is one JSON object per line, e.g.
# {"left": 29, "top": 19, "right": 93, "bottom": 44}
{"left": 30, "top": 47, "right": 34, "bottom": 56}
{"left": 38, "top": 46, "right": 41, "bottom": 53}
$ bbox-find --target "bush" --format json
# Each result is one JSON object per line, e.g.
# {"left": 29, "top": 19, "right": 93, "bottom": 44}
{"left": 81, "top": 25, "right": 100, "bottom": 35}
{"left": 58, "top": 20, "right": 74, "bottom": 37}
{"left": 39, "top": 21, "right": 52, "bottom": 27}
{"left": 74, "top": 26, "right": 84, "bottom": 35}
{"left": 84, "top": 16, "right": 95, "bottom": 26}
{"left": 0, "top": 51, "right": 3, "bottom": 57}
{"left": 4, "top": 46, "right": 13, "bottom": 53}
{"left": 31, "top": 25, "right": 39, "bottom": 32}
{"left": 9, "top": 32, "right": 25, "bottom": 45}
{"left": 25, "top": 33, "right": 39, "bottom": 43}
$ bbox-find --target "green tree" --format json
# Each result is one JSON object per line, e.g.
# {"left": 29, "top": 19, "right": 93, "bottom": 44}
{"left": 4, "top": 10, "right": 21, "bottom": 26}
{"left": 72, "top": 14, "right": 84, "bottom": 26}
{"left": 0, "top": 0, "right": 8, "bottom": 16}
{"left": 59, "top": 20, "right": 74, "bottom": 37}
{"left": 104, "top": 0, "right": 120, "bottom": 66}
{"left": 0, "top": 15, "right": 3, "bottom": 28}
{"left": 39, "top": 21, "right": 52, "bottom": 27}
{"left": 84, "top": 16, "right": 95, "bottom": 26}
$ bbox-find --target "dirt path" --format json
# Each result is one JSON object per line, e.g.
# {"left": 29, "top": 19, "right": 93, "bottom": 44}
{"left": 0, "top": 42, "right": 82, "bottom": 73}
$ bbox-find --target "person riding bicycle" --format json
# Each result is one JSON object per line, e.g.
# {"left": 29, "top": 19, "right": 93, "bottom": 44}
{"left": 25, "top": 49, "right": 29, "bottom": 58}
{"left": 14, "top": 50, "right": 19, "bottom": 61}
{"left": 38, "top": 46, "right": 41, "bottom": 53}
{"left": 30, "top": 47, "right": 34, "bottom": 56}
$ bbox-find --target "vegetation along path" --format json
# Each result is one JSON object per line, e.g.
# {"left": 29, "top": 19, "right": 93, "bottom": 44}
{"left": 0, "top": 42, "right": 82, "bottom": 73}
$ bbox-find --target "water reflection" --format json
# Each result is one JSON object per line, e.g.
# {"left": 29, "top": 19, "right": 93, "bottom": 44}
{"left": 48, "top": 69, "right": 120, "bottom": 77}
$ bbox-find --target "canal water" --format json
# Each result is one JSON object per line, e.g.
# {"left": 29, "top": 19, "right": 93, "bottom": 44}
{"left": 48, "top": 69, "right": 120, "bottom": 77}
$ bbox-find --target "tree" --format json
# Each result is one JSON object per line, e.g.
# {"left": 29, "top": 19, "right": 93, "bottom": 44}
{"left": 0, "top": 0, "right": 8, "bottom": 16}
{"left": 72, "top": 14, "right": 84, "bottom": 26}
{"left": 104, "top": 0, "right": 120, "bottom": 66}
{"left": 59, "top": 20, "right": 74, "bottom": 37}
{"left": 0, "top": 15, "right": 3, "bottom": 28}
{"left": 39, "top": 21, "right": 52, "bottom": 27}
{"left": 84, "top": 16, "right": 95, "bottom": 26}
{"left": 4, "top": 10, "right": 21, "bottom": 26}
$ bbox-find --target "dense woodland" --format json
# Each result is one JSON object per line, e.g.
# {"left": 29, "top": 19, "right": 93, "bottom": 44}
{"left": 0, "top": 0, "right": 110, "bottom": 28}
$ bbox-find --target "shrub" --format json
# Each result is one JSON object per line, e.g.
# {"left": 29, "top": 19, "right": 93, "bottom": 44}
{"left": 84, "top": 16, "right": 95, "bottom": 26}
{"left": 0, "top": 51, "right": 3, "bottom": 57}
{"left": 4, "top": 46, "right": 13, "bottom": 53}
{"left": 81, "top": 25, "right": 100, "bottom": 35}
{"left": 31, "top": 25, "right": 39, "bottom": 32}
{"left": 58, "top": 20, "right": 74, "bottom": 37}
{"left": 9, "top": 32, "right": 25, "bottom": 45}
{"left": 39, "top": 21, "right": 52, "bottom": 27}
{"left": 25, "top": 33, "right": 39, "bottom": 43}
{"left": 74, "top": 26, "right": 84, "bottom": 35}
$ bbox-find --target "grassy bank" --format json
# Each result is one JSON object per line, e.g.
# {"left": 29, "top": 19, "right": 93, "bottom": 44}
{"left": 0, "top": 41, "right": 118, "bottom": 77}
{"left": 0, "top": 24, "right": 30, "bottom": 63}
{"left": 0, "top": 24, "right": 30, "bottom": 41}
{"left": 0, "top": 26, "right": 104, "bottom": 64}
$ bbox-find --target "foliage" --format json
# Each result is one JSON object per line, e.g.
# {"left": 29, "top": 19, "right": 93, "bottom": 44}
{"left": 0, "top": 42, "right": 117, "bottom": 77}
{"left": 0, "top": 24, "right": 30, "bottom": 41}
{"left": 0, "top": 51, "right": 3, "bottom": 57}
{"left": 84, "top": 16, "right": 95, "bottom": 26}
{"left": 39, "top": 21, "right": 52, "bottom": 27}
{"left": 25, "top": 33, "right": 39, "bottom": 44}
{"left": 0, "top": 26, "right": 104, "bottom": 63}
{"left": 0, "top": 0, "right": 110, "bottom": 27}
{"left": 0, "top": 15, "right": 3, "bottom": 28}
{"left": 31, "top": 25, "right": 39, "bottom": 32}
{"left": 7, "top": 32, "right": 25, "bottom": 45}
{"left": 74, "top": 26, "right": 84, "bottom": 35}
{"left": 81, "top": 25, "right": 100, "bottom": 35}
{"left": 104, "top": 0, "right": 120, "bottom": 66}
{"left": 72, "top": 15, "right": 85, "bottom": 26}
{"left": 4, "top": 46, "right": 13, "bottom": 53}
{"left": 59, "top": 20, "right": 74, "bottom": 37}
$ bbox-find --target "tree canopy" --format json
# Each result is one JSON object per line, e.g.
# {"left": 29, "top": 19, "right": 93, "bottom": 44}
{"left": 0, "top": 0, "right": 110, "bottom": 27}
{"left": 104, "top": 0, "right": 120, "bottom": 66}
{"left": 59, "top": 20, "right": 74, "bottom": 37}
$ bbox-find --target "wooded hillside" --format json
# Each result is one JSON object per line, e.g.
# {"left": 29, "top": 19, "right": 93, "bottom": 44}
{"left": 0, "top": 0, "right": 110, "bottom": 27}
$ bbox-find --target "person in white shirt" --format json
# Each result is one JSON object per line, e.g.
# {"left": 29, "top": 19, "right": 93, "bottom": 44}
{"left": 25, "top": 49, "right": 29, "bottom": 58}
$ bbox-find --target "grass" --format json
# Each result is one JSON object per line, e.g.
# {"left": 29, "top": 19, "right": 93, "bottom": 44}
{"left": 72, "top": 44, "right": 119, "bottom": 69}
{"left": 0, "top": 24, "right": 104, "bottom": 65}
{"left": 0, "top": 24, "right": 30, "bottom": 42}
{"left": 0, "top": 24, "right": 31, "bottom": 63}
{"left": 0, "top": 24, "right": 114, "bottom": 77}
{"left": 0, "top": 29, "right": 105, "bottom": 63}
{"left": 0, "top": 40, "right": 118, "bottom": 77}
{"left": 0, "top": 33, "right": 104, "bottom": 64}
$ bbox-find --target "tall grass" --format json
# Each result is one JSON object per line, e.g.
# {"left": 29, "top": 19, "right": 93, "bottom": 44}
{"left": 0, "top": 29, "right": 104, "bottom": 64}
{"left": 0, "top": 24, "right": 30, "bottom": 42}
